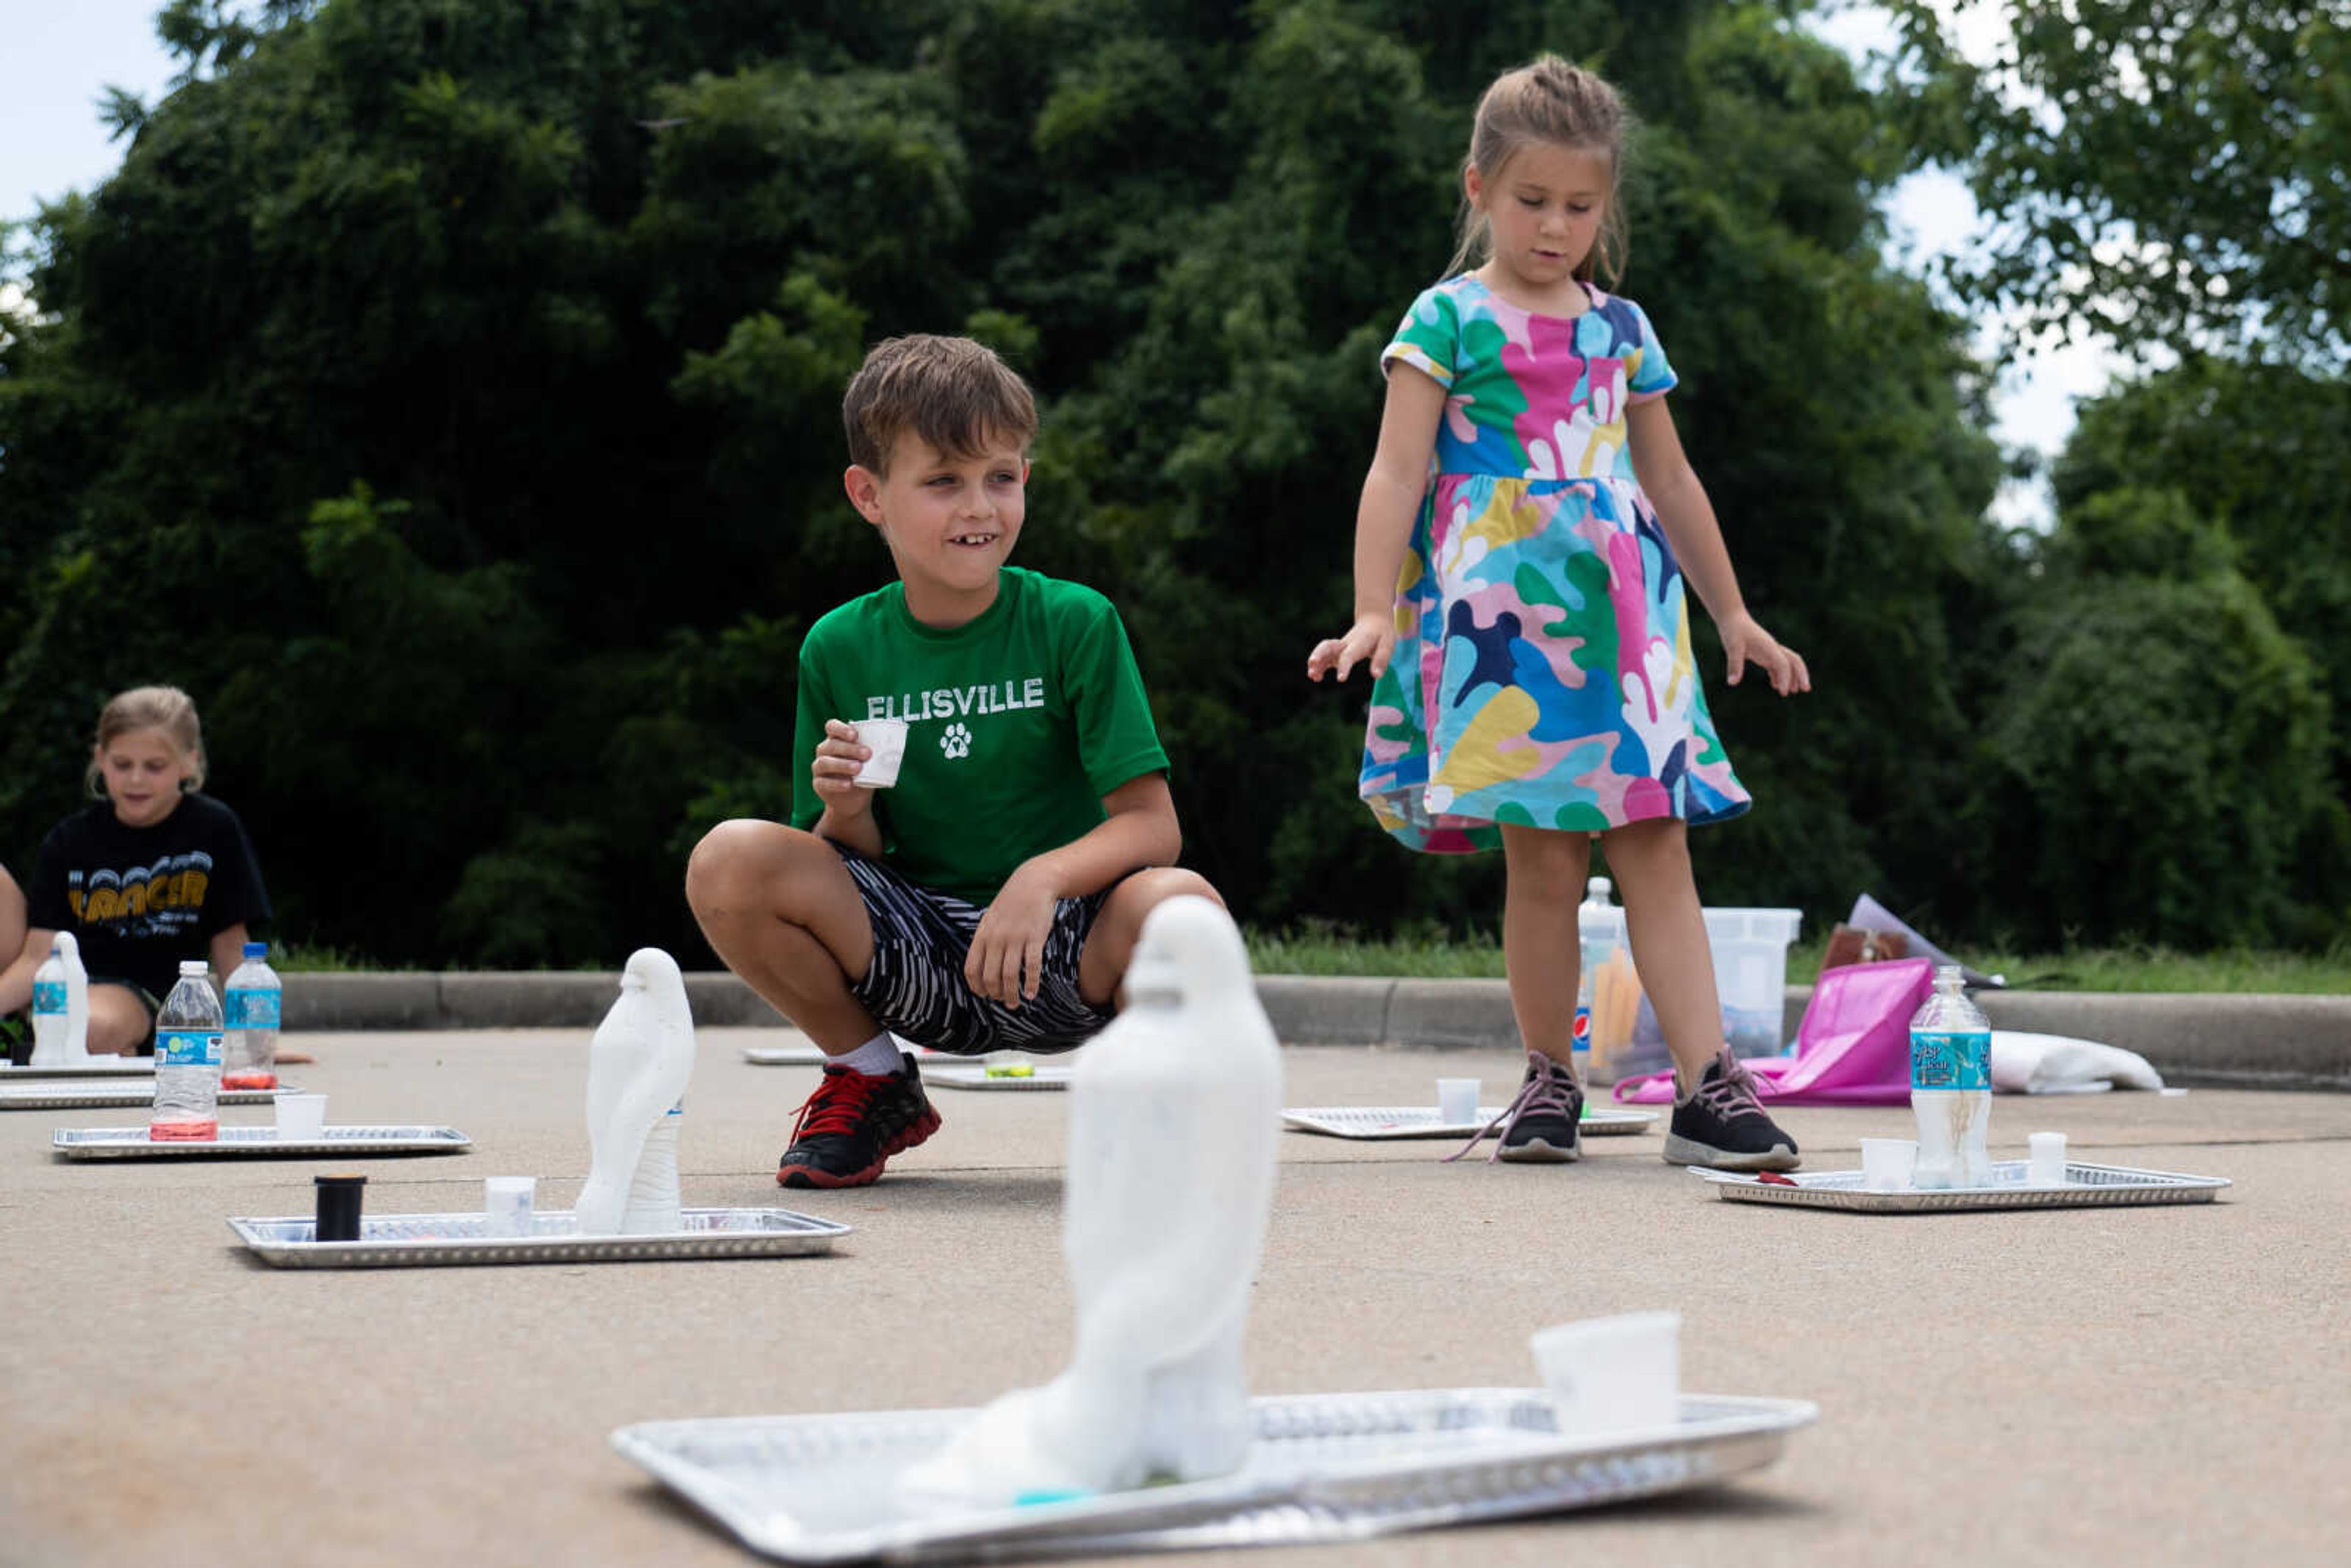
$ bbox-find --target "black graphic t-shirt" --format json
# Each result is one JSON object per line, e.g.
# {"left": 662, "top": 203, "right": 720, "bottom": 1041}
{"left": 26, "top": 795, "right": 271, "bottom": 1003}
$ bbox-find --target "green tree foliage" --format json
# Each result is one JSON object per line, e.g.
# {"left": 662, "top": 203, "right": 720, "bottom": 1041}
{"left": 2031, "top": 361, "right": 2351, "bottom": 936}
{"left": 1981, "top": 519, "right": 2333, "bottom": 947}
{"left": 1888, "top": 0, "right": 2349, "bottom": 366}
{"left": 1877, "top": 0, "right": 2351, "bottom": 946}
{"left": 2056, "top": 360, "right": 2351, "bottom": 772}
{"left": 3, "top": 1, "right": 2026, "bottom": 964}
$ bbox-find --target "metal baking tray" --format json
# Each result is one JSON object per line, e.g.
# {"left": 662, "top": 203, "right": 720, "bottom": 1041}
{"left": 0, "top": 1058, "right": 156, "bottom": 1079}
{"left": 229, "top": 1206, "right": 852, "bottom": 1268}
{"left": 923, "top": 1064, "right": 1076, "bottom": 1092}
{"left": 52, "top": 1124, "right": 472, "bottom": 1160}
{"left": 743, "top": 1045, "right": 969, "bottom": 1068}
{"left": 1283, "top": 1106, "right": 1656, "bottom": 1139}
{"left": 1698, "top": 1160, "right": 2230, "bottom": 1212}
{"left": 612, "top": 1387, "right": 1814, "bottom": 1564}
{"left": 1, "top": 1081, "right": 293, "bottom": 1111}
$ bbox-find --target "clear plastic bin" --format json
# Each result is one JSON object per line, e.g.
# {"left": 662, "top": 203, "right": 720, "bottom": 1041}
{"left": 1595, "top": 907, "right": 1802, "bottom": 1082}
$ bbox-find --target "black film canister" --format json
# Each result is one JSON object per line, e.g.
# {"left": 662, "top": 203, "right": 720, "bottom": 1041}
{"left": 314, "top": 1172, "right": 367, "bottom": 1242}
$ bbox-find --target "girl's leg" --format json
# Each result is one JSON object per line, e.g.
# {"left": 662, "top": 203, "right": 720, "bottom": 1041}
{"left": 1604, "top": 818, "right": 1799, "bottom": 1171}
{"left": 1596, "top": 818, "right": 1722, "bottom": 1085}
{"left": 1498, "top": 823, "right": 1592, "bottom": 1066}
{"left": 87, "top": 985, "right": 154, "bottom": 1056}
{"left": 0, "top": 868, "right": 24, "bottom": 980}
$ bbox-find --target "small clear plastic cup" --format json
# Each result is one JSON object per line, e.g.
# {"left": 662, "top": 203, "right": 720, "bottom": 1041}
{"left": 1531, "top": 1311, "right": 1680, "bottom": 1437}
{"left": 1860, "top": 1137, "right": 1918, "bottom": 1192}
{"left": 483, "top": 1176, "right": 537, "bottom": 1237}
{"left": 852, "top": 718, "right": 909, "bottom": 787}
{"left": 274, "top": 1092, "right": 328, "bottom": 1142}
{"left": 1436, "top": 1078, "right": 1480, "bottom": 1125}
{"left": 2028, "top": 1131, "right": 2068, "bottom": 1187}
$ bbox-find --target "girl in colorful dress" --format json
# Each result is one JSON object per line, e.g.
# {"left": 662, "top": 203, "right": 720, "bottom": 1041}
{"left": 1307, "top": 56, "right": 1810, "bottom": 1171}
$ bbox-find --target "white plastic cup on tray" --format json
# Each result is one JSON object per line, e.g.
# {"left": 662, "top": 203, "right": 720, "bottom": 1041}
{"left": 484, "top": 1176, "right": 537, "bottom": 1237}
{"left": 1436, "top": 1077, "right": 1480, "bottom": 1125}
{"left": 852, "top": 718, "right": 909, "bottom": 787}
{"left": 1859, "top": 1136, "right": 1918, "bottom": 1193}
{"left": 1531, "top": 1311, "right": 1680, "bottom": 1438}
{"left": 274, "top": 1092, "right": 327, "bottom": 1142}
{"left": 2028, "top": 1131, "right": 2068, "bottom": 1187}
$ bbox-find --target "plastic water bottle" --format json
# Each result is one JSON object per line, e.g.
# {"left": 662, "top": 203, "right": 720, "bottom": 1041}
{"left": 30, "top": 932, "right": 91, "bottom": 1065}
{"left": 1910, "top": 965, "right": 1992, "bottom": 1188}
{"left": 222, "top": 941, "right": 282, "bottom": 1090}
{"left": 1573, "top": 877, "right": 1619, "bottom": 1086}
{"left": 151, "top": 960, "right": 224, "bottom": 1141}
{"left": 622, "top": 1099, "right": 684, "bottom": 1236}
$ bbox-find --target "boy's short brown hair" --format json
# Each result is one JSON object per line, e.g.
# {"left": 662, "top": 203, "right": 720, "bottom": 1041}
{"left": 842, "top": 335, "right": 1038, "bottom": 475}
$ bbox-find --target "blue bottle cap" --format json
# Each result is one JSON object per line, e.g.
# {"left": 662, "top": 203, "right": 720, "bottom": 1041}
{"left": 243, "top": 942, "right": 268, "bottom": 959}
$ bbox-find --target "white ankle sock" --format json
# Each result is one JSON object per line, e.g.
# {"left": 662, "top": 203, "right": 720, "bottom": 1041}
{"left": 829, "top": 1032, "right": 905, "bottom": 1077}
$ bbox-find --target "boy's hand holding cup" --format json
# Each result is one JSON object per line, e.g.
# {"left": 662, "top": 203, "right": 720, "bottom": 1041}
{"left": 812, "top": 718, "right": 906, "bottom": 811}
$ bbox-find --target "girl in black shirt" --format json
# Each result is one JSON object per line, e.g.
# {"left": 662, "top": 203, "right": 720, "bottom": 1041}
{"left": 0, "top": 687, "right": 270, "bottom": 1055}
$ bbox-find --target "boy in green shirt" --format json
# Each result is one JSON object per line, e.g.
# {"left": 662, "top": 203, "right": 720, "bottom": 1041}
{"left": 686, "top": 334, "right": 1219, "bottom": 1187}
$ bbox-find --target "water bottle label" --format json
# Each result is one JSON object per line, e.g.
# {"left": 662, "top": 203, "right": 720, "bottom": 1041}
{"left": 157, "top": 1029, "right": 223, "bottom": 1068}
{"left": 225, "top": 990, "right": 282, "bottom": 1029}
{"left": 32, "top": 980, "right": 66, "bottom": 1015}
{"left": 1911, "top": 1029, "right": 1990, "bottom": 1091}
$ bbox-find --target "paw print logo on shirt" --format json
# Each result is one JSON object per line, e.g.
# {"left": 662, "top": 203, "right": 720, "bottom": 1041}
{"left": 940, "top": 722, "right": 973, "bottom": 760}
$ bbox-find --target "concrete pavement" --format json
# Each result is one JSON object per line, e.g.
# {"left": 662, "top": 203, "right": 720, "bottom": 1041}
{"left": 3, "top": 1026, "right": 2345, "bottom": 1567}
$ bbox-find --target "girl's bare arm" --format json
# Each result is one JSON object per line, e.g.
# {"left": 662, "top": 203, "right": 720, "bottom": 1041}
{"left": 1627, "top": 398, "right": 1809, "bottom": 695}
{"left": 1308, "top": 366, "right": 1449, "bottom": 682}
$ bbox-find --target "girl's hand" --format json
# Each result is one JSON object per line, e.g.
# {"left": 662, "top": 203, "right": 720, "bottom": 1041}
{"left": 1719, "top": 614, "right": 1811, "bottom": 696}
{"left": 967, "top": 862, "right": 1057, "bottom": 1008}
{"left": 810, "top": 719, "right": 876, "bottom": 814}
{"left": 1307, "top": 613, "right": 1397, "bottom": 683}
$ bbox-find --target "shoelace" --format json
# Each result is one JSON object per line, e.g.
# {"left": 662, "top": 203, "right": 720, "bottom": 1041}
{"left": 1445, "top": 1051, "right": 1578, "bottom": 1165}
{"left": 789, "top": 1066, "right": 884, "bottom": 1141}
{"left": 1689, "top": 1050, "right": 1768, "bottom": 1120}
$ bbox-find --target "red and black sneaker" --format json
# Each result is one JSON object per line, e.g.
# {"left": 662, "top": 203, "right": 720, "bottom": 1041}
{"left": 777, "top": 1056, "right": 942, "bottom": 1188}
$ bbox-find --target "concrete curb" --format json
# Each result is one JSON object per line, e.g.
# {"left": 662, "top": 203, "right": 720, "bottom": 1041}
{"left": 283, "top": 972, "right": 793, "bottom": 1032}
{"left": 280, "top": 971, "right": 2350, "bottom": 1090}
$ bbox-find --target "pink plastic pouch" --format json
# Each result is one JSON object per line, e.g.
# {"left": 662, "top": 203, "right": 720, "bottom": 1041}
{"left": 1611, "top": 956, "right": 1934, "bottom": 1105}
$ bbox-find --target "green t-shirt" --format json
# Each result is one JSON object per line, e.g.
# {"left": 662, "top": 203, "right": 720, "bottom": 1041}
{"left": 791, "top": 567, "right": 1171, "bottom": 902}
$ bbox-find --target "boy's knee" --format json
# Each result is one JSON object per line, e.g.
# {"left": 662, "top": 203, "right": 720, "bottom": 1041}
{"left": 1108, "top": 868, "right": 1223, "bottom": 929}
{"left": 685, "top": 819, "right": 822, "bottom": 916}
{"left": 684, "top": 819, "right": 756, "bottom": 908}
{"left": 1133, "top": 866, "right": 1220, "bottom": 906}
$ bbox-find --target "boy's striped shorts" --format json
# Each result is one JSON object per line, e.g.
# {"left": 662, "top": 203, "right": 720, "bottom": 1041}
{"left": 830, "top": 843, "right": 1119, "bottom": 1056}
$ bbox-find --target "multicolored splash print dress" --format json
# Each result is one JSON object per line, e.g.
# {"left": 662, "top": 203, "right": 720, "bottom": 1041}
{"left": 1359, "top": 274, "right": 1750, "bottom": 852}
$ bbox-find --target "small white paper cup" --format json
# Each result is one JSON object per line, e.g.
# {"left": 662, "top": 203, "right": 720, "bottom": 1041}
{"left": 1860, "top": 1137, "right": 1918, "bottom": 1193}
{"left": 483, "top": 1176, "right": 537, "bottom": 1237}
{"left": 2027, "top": 1131, "right": 2068, "bottom": 1187}
{"left": 1531, "top": 1311, "right": 1680, "bottom": 1437}
{"left": 274, "top": 1092, "right": 327, "bottom": 1142}
{"left": 1436, "top": 1077, "right": 1481, "bottom": 1125}
{"left": 852, "top": 718, "right": 909, "bottom": 787}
